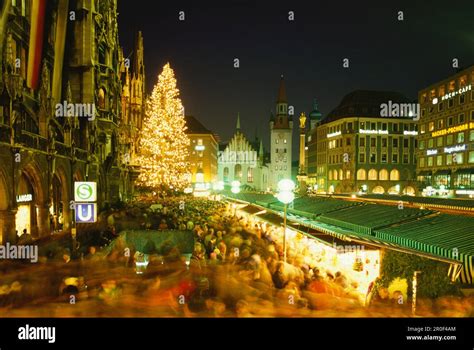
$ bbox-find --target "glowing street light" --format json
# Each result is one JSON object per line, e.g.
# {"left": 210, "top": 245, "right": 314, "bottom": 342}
{"left": 231, "top": 180, "right": 241, "bottom": 194}
{"left": 276, "top": 179, "right": 295, "bottom": 263}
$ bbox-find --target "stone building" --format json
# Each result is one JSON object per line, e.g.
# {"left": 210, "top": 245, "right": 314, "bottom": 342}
{"left": 313, "top": 90, "right": 418, "bottom": 195}
{"left": 0, "top": 0, "right": 145, "bottom": 243}
{"left": 218, "top": 115, "right": 269, "bottom": 191}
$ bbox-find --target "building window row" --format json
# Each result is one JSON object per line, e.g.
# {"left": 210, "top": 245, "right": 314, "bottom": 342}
{"left": 356, "top": 168, "right": 400, "bottom": 181}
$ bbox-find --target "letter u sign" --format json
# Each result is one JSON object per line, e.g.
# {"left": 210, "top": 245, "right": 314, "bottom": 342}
{"left": 75, "top": 203, "right": 97, "bottom": 223}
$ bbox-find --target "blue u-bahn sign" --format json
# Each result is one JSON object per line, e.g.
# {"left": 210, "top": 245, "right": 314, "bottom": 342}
{"left": 75, "top": 203, "right": 97, "bottom": 223}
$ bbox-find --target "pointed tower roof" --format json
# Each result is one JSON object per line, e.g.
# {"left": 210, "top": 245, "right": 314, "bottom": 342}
{"left": 277, "top": 75, "right": 287, "bottom": 103}
{"left": 259, "top": 139, "right": 264, "bottom": 156}
{"left": 236, "top": 113, "right": 241, "bottom": 131}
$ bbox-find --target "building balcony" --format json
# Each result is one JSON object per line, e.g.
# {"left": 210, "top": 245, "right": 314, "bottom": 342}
{"left": 14, "top": 130, "right": 48, "bottom": 152}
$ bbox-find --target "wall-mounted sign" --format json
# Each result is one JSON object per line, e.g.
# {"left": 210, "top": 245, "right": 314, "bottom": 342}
{"left": 444, "top": 145, "right": 466, "bottom": 154}
{"left": 404, "top": 131, "right": 418, "bottom": 136}
{"left": 426, "top": 149, "right": 438, "bottom": 156}
{"left": 359, "top": 129, "right": 389, "bottom": 135}
{"left": 440, "top": 84, "right": 472, "bottom": 102}
{"left": 75, "top": 203, "right": 97, "bottom": 223}
{"left": 16, "top": 194, "right": 33, "bottom": 203}
{"left": 195, "top": 145, "right": 205, "bottom": 151}
{"left": 327, "top": 131, "right": 341, "bottom": 138}
{"left": 432, "top": 122, "right": 473, "bottom": 138}
{"left": 74, "top": 182, "right": 97, "bottom": 202}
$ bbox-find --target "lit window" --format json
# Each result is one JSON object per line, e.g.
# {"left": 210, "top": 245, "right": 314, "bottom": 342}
{"left": 447, "top": 134, "right": 453, "bottom": 145}
{"left": 446, "top": 154, "right": 453, "bottom": 165}
{"left": 379, "top": 169, "right": 388, "bottom": 181}
{"left": 469, "top": 151, "right": 474, "bottom": 164}
{"left": 436, "top": 137, "right": 443, "bottom": 147}
{"left": 368, "top": 169, "right": 378, "bottom": 180}
{"left": 357, "top": 169, "right": 366, "bottom": 180}
{"left": 457, "top": 132, "right": 465, "bottom": 144}
{"left": 419, "top": 157, "right": 425, "bottom": 168}
{"left": 390, "top": 169, "right": 400, "bottom": 181}
{"left": 436, "top": 155, "right": 443, "bottom": 166}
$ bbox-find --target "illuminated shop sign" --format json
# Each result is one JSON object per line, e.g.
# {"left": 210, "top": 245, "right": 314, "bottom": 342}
{"left": 16, "top": 194, "right": 33, "bottom": 203}
{"left": 195, "top": 145, "right": 205, "bottom": 151}
{"left": 426, "top": 149, "right": 438, "bottom": 156}
{"left": 441, "top": 85, "right": 472, "bottom": 101}
{"left": 327, "top": 131, "right": 341, "bottom": 138}
{"left": 456, "top": 190, "right": 474, "bottom": 195}
{"left": 359, "top": 129, "right": 388, "bottom": 135}
{"left": 403, "top": 131, "right": 418, "bottom": 136}
{"left": 444, "top": 145, "right": 466, "bottom": 154}
{"left": 432, "top": 122, "right": 473, "bottom": 137}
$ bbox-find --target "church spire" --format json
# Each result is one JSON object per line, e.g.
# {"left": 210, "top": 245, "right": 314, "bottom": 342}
{"left": 236, "top": 113, "right": 241, "bottom": 131}
{"left": 277, "top": 75, "right": 287, "bottom": 103}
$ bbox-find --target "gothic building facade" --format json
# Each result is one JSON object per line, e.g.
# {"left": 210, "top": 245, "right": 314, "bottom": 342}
{"left": 0, "top": 0, "right": 145, "bottom": 244}
{"left": 218, "top": 115, "right": 269, "bottom": 191}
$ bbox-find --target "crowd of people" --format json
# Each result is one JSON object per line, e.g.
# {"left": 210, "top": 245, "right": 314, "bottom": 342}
{"left": 1, "top": 196, "right": 473, "bottom": 317}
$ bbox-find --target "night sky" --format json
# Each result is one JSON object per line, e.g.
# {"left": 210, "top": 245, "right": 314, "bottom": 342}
{"left": 118, "top": 0, "right": 474, "bottom": 156}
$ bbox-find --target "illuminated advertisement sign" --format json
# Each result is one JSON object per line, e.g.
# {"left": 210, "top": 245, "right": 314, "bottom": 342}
{"left": 16, "top": 194, "right": 33, "bottom": 203}
{"left": 444, "top": 145, "right": 466, "bottom": 154}
{"left": 327, "top": 131, "right": 341, "bottom": 138}
{"left": 441, "top": 85, "right": 472, "bottom": 101}
{"left": 359, "top": 129, "right": 389, "bottom": 135}
{"left": 432, "top": 122, "right": 473, "bottom": 138}
{"left": 426, "top": 149, "right": 438, "bottom": 156}
{"left": 195, "top": 145, "right": 205, "bottom": 151}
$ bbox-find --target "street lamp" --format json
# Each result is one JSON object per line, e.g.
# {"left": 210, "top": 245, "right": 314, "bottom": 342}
{"left": 276, "top": 179, "right": 295, "bottom": 263}
{"left": 231, "top": 180, "right": 241, "bottom": 194}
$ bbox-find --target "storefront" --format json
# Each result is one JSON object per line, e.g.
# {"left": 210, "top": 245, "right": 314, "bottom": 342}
{"left": 15, "top": 173, "right": 37, "bottom": 237}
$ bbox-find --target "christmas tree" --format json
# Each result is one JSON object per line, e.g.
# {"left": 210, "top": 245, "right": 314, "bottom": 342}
{"left": 136, "top": 63, "right": 191, "bottom": 192}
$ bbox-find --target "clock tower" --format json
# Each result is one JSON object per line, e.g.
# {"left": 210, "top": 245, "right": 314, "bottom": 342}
{"left": 270, "top": 75, "right": 293, "bottom": 190}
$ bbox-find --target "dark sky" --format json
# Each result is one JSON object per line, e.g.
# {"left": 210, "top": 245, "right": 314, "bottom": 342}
{"left": 118, "top": 0, "right": 474, "bottom": 156}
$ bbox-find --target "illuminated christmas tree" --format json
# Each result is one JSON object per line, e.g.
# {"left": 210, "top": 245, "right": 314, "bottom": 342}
{"left": 136, "top": 63, "right": 191, "bottom": 192}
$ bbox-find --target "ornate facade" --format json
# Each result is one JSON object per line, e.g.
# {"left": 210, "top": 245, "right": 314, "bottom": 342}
{"left": 218, "top": 115, "right": 269, "bottom": 191}
{"left": 0, "top": 0, "right": 145, "bottom": 243}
